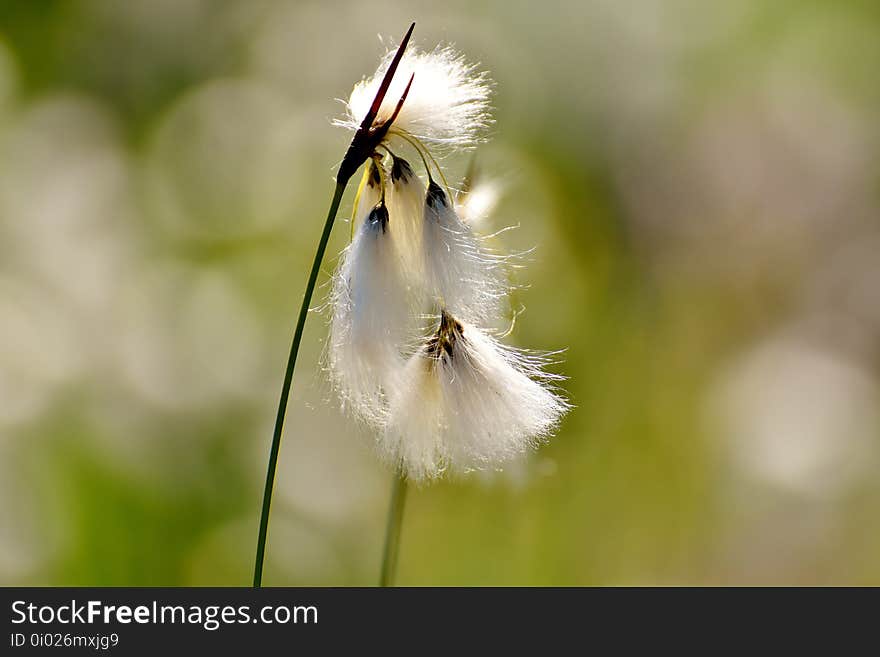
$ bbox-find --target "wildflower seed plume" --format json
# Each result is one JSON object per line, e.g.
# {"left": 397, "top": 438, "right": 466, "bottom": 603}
{"left": 329, "top": 32, "right": 569, "bottom": 482}
{"left": 329, "top": 162, "right": 412, "bottom": 426}
{"left": 338, "top": 45, "right": 492, "bottom": 149}
{"left": 422, "top": 180, "right": 505, "bottom": 323}
{"left": 382, "top": 311, "right": 570, "bottom": 482}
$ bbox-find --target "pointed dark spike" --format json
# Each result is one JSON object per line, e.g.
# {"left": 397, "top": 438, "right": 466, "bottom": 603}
{"left": 337, "top": 22, "right": 416, "bottom": 185}
{"left": 371, "top": 72, "right": 415, "bottom": 146}
{"left": 364, "top": 23, "right": 415, "bottom": 129}
{"left": 386, "top": 73, "right": 414, "bottom": 127}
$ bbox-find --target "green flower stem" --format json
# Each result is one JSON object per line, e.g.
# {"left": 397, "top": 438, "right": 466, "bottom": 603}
{"left": 379, "top": 474, "right": 409, "bottom": 587}
{"left": 253, "top": 180, "right": 347, "bottom": 588}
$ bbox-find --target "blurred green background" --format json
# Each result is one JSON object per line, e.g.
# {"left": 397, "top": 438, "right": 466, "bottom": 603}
{"left": 1, "top": 0, "right": 879, "bottom": 586}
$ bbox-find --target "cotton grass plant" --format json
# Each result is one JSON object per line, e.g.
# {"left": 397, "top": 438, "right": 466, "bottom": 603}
{"left": 254, "top": 23, "right": 569, "bottom": 588}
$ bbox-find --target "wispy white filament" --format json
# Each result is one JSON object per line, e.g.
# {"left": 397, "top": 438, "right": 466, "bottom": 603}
{"left": 336, "top": 45, "right": 492, "bottom": 149}
{"left": 381, "top": 312, "right": 569, "bottom": 482}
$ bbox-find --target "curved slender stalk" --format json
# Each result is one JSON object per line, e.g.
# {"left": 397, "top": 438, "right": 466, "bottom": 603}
{"left": 253, "top": 21, "right": 415, "bottom": 589}
{"left": 253, "top": 181, "right": 347, "bottom": 587}
{"left": 379, "top": 474, "right": 409, "bottom": 587}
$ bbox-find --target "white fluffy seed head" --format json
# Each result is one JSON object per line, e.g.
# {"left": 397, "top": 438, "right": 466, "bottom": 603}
{"left": 327, "top": 39, "right": 567, "bottom": 482}
{"left": 423, "top": 180, "right": 506, "bottom": 323}
{"left": 336, "top": 44, "right": 493, "bottom": 149}
{"left": 328, "top": 164, "right": 412, "bottom": 426}
{"left": 381, "top": 311, "right": 570, "bottom": 482}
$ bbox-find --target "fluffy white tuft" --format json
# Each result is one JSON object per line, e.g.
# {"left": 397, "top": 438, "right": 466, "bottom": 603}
{"left": 327, "top": 42, "right": 568, "bottom": 483}
{"left": 328, "top": 168, "right": 411, "bottom": 426}
{"left": 336, "top": 45, "right": 492, "bottom": 149}
{"left": 381, "top": 312, "right": 570, "bottom": 482}
{"left": 423, "top": 180, "right": 506, "bottom": 322}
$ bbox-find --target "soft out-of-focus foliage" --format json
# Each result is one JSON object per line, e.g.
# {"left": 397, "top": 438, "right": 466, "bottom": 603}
{"left": 0, "top": 0, "right": 878, "bottom": 585}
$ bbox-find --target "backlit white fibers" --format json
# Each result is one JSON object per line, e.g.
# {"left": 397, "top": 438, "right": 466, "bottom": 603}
{"left": 329, "top": 162, "right": 412, "bottom": 426}
{"left": 328, "top": 42, "right": 569, "bottom": 481}
{"left": 382, "top": 311, "right": 570, "bottom": 481}
{"left": 337, "top": 45, "right": 492, "bottom": 150}
{"left": 422, "top": 180, "right": 506, "bottom": 323}
{"left": 386, "top": 155, "right": 426, "bottom": 283}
